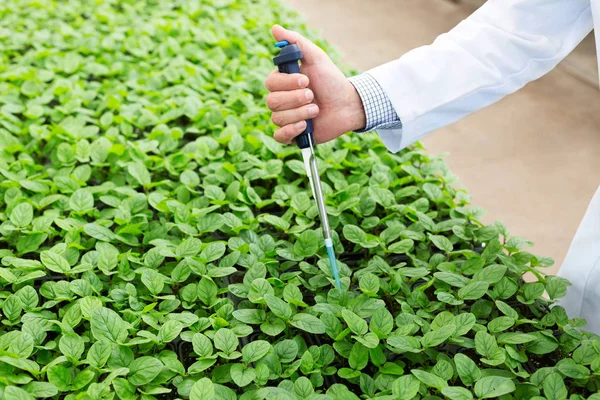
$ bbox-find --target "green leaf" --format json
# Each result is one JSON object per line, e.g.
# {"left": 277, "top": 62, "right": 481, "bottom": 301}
{"left": 10, "top": 203, "right": 33, "bottom": 227}
{"left": 83, "top": 223, "right": 115, "bottom": 242}
{"left": 200, "top": 242, "right": 226, "bottom": 262}
{"left": 488, "top": 316, "right": 515, "bottom": 333}
{"left": 473, "top": 264, "right": 507, "bottom": 284}
{"left": 497, "top": 333, "right": 537, "bottom": 345}
{"left": 113, "top": 378, "right": 135, "bottom": 400}
{"left": 176, "top": 238, "right": 202, "bottom": 258}
{"left": 264, "top": 293, "right": 293, "bottom": 320}
{"left": 0, "top": 356, "right": 40, "bottom": 374}
{"left": 16, "top": 286, "right": 38, "bottom": 311}
{"left": 293, "top": 376, "right": 314, "bottom": 398}
{"left": 17, "top": 233, "right": 48, "bottom": 254}
{"left": 230, "top": 364, "right": 256, "bottom": 387}
{"left": 47, "top": 365, "right": 72, "bottom": 391}
{"left": 342, "top": 309, "right": 368, "bottom": 336}
{"left": 197, "top": 278, "right": 218, "bottom": 306}
{"left": 69, "top": 189, "right": 94, "bottom": 212}
{"left": 411, "top": 369, "right": 447, "bottom": 390}
{"left": 190, "top": 377, "right": 215, "bottom": 400}
{"left": 72, "top": 369, "right": 95, "bottom": 390}
{"left": 21, "top": 382, "right": 58, "bottom": 398}
{"left": 369, "top": 307, "right": 393, "bottom": 338}
{"left": 526, "top": 333, "right": 559, "bottom": 355}
{"left": 127, "top": 161, "right": 151, "bottom": 186}
{"left": 543, "top": 373, "right": 568, "bottom": 400}
{"left": 369, "top": 186, "right": 395, "bottom": 207}
{"left": 359, "top": 272, "right": 380, "bottom": 295}
{"left": 495, "top": 300, "right": 519, "bottom": 319}
{"left": 260, "top": 214, "right": 290, "bottom": 231}
{"left": 454, "top": 353, "right": 481, "bottom": 386}
{"left": 8, "top": 332, "right": 33, "bottom": 358}
{"left": 475, "top": 331, "right": 498, "bottom": 358}
{"left": 343, "top": 225, "right": 367, "bottom": 244}
{"left": 4, "top": 386, "right": 34, "bottom": 400}
{"left": 423, "top": 183, "right": 444, "bottom": 202}
{"left": 433, "top": 359, "right": 454, "bottom": 381}
{"left": 421, "top": 324, "right": 456, "bottom": 348}
{"left": 545, "top": 276, "right": 569, "bottom": 300}
{"left": 2, "top": 295, "right": 22, "bottom": 321}
{"left": 157, "top": 320, "right": 183, "bottom": 343}
{"left": 141, "top": 269, "right": 165, "bottom": 295}
{"left": 294, "top": 230, "right": 318, "bottom": 258}
{"left": 474, "top": 376, "right": 516, "bottom": 399}
{"left": 59, "top": 333, "right": 85, "bottom": 361}
{"left": 557, "top": 363, "right": 590, "bottom": 379}
{"left": 434, "top": 272, "right": 470, "bottom": 288}
{"left": 291, "top": 313, "right": 326, "bottom": 334}
{"left": 392, "top": 375, "right": 421, "bottom": 400}
{"left": 453, "top": 313, "right": 476, "bottom": 336}
{"left": 442, "top": 386, "right": 474, "bottom": 400}
{"left": 275, "top": 340, "right": 299, "bottom": 363}
{"left": 388, "top": 239, "right": 414, "bottom": 254}
{"left": 242, "top": 340, "right": 271, "bottom": 363}
{"left": 458, "top": 281, "right": 489, "bottom": 300}
{"left": 291, "top": 192, "right": 311, "bottom": 213}
{"left": 128, "top": 356, "right": 164, "bottom": 386}
{"left": 214, "top": 328, "right": 238, "bottom": 354}
{"left": 461, "top": 257, "right": 485, "bottom": 275}
{"left": 40, "top": 250, "right": 71, "bottom": 274}
{"left": 90, "top": 307, "right": 128, "bottom": 343}
{"left": 192, "top": 333, "right": 213, "bottom": 358}
{"left": 248, "top": 278, "right": 274, "bottom": 304}
{"left": 349, "top": 342, "right": 368, "bottom": 370}
{"left": 87, "top": 340, "right": 112, "bottom": 368}
{"left": 232, "top": 309, "right": 266, "bottom": 325}
{"left": 283, "top": 284, "right": 306, "bottom": 306}
{"left": 429, "top": 234, "right": 453, "bottom": 252}
{"left": 387, "top": 336, "right": 422, "bottom": 353}
{"left": 417, "top": 212, "right": 436, "bottom": 231}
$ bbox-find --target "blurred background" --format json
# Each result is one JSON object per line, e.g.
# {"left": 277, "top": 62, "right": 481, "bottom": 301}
{"left": 286, "top": 0, "right": 600, "bottom": 274}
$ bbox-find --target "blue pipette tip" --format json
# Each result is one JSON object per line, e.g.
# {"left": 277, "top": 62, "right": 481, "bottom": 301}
{"left": 325, "top": 243, "right": 342, "bottom": 290}
{"left": 274, "top": 40, "right": 290, "bottom": 48}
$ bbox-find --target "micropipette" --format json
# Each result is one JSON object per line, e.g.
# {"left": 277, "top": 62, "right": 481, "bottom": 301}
{"left": 273, "top": 40, "right": 342, "bottom": 290}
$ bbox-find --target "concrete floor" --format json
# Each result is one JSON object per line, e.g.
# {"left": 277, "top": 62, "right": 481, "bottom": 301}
{"left": 286, "top": 0, "right": 600, "bottom": 273}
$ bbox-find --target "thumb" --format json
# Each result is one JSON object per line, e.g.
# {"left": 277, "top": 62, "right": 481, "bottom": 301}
{"left": 271, "top": 24, "right": 327, "bottom": 65}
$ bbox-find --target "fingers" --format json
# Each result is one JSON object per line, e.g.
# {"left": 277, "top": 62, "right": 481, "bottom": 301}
{"left": 274, "top": 121, "right": 307, "bottom": 145}
{"left": 265, "top": 70, "right": 309, "bottom": 92}
{"left": 271, "top": 104, "right": 319, "bottom": 128}
{"left": 271, "top": 24, "right": 327, "bottom": 65}
{"left": 267, "top": 88, "right": 314, "bottom": 112}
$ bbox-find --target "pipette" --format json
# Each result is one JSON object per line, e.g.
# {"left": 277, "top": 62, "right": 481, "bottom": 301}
{"left": 273, "top": 40, "right": 342, "bottom": 290}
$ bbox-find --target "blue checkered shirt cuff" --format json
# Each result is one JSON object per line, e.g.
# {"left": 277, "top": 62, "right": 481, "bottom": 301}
{"left": 349, "top": 73, "right": 402, "bottom": 132}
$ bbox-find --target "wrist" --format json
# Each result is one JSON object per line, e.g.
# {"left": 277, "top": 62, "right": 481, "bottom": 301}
{"left": 343, "top": 80, "right": 367, "bottom": 132}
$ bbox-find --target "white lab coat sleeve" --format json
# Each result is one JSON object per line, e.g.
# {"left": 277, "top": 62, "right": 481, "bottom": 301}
{"left": 557, "top": 186, "right": 600, "bottom": 334}
{"left": 368, "top": 0, "right": 593, "bottom": 153}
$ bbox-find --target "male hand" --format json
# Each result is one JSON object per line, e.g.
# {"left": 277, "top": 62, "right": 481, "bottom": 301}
{"left": 265, "top": 25, "right": 366, "bottom": 144}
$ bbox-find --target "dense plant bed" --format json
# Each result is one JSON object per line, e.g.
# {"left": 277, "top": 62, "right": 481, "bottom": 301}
{"left": 0, "top": 0, "right": 599, "bottom": 400}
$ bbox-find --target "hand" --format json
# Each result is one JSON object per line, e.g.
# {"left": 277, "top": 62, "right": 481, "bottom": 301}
{"left": 265, "top": 25, "right": 366, "bottom": 145}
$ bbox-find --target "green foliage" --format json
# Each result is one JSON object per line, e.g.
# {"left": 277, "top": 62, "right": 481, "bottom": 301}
{"left": 0, "top": 0, "right": 599, "bottom": 399}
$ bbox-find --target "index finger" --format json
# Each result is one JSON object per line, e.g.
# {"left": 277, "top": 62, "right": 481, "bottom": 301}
{"left": 265, "top": 70, "right": 309, "bottom": 92}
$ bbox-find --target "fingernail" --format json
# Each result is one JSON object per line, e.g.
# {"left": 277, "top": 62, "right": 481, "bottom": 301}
{"left": 305, "top": 90, "right": 313, "bottom": 101}
{"left": 308, "top": 104, "right": 318, "bottom": 116}
{"left": 295, "top": 121, "right": 306, "bottom": 129}
{"left": 298, "top": 76, "right": 308, "bottom": 87}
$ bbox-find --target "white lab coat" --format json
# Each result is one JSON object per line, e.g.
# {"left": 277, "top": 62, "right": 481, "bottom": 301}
{"left": 368, "top": 0, "right": 600, "bottom": 333}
